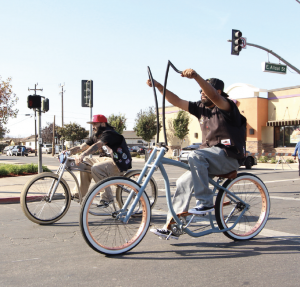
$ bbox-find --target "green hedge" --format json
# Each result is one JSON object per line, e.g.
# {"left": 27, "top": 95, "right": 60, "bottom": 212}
{"left": 0, "top": 163, "right": 51, "bottom": 176}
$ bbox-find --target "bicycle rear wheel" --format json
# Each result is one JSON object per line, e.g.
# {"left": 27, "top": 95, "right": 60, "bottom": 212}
{"left": 20, "top": 172, "right": 71, "bottom": 225}
{"left": 80, "top": 177, "right": 151, "bottom": 255}
{"left": 215, "top": 173, "right": 270, "bottom": 241}
{"left": 116, "top": 170, "right": 157, "bottom": 210}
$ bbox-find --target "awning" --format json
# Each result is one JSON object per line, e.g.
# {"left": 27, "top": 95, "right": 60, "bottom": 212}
{"left": 267, "top": 119, "right": 300, "bottom": 127}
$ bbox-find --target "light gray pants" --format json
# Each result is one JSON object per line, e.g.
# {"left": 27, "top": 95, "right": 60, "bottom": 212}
{"left": 165, "top": 146, "right": 240, "bottom": 228}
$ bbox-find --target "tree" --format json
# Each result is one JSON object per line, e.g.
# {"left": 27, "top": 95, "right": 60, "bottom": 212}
{"left": 57, "top": 122, "right": 89, "bottom": 147}
{"left": 0, "top": 76, "right": 19, "bottom": 137}
{"left": 173, "top": 111, "right": 190, "bottom": 147}
{"left": 41, "top": 122, "right": 61, "bottom": 144}
{"left": 134, "top": 107, "right": 160, "bottom": 143}
{"left": 107, "top": 113, "right": 127, "bottom": 134}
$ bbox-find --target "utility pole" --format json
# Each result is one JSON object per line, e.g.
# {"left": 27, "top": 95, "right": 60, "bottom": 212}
{"left": 28, "top": 84, "right": 43, "bottom": 157}
{"left": 52, "top": 115, "right": 55, "bottom": 156}
{"left": 227, "top": 39, "right": 300, "bottom": 74}
{"left": 28, "top": 83, "right": 43, "bottom": 173}
{"left": 59, "top": 83, "right": 65, "bottom": 149}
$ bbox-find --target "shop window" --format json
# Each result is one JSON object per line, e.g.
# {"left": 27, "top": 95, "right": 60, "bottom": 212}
{"left": 274, "top": 125, "right": 300, "bottom": 147}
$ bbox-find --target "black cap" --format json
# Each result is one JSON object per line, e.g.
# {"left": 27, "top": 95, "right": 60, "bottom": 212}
{"left": 206, "top": 78, "right": 229, "bottom": 98}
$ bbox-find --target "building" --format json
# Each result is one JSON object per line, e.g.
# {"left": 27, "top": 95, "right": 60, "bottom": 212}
{"left": 122, "top": 130, "right": 155, "bottom": 147}
{"left": 157, "top": 83, "right": 300, "bottom": 156}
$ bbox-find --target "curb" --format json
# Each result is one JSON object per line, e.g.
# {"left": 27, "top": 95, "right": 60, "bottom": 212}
{"left": 0, "top": 197, "right": 20, "bottom": 204}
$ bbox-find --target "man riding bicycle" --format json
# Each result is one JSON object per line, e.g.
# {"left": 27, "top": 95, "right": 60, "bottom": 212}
{"left": 146, "top": 68, "right": 246, "bottom": 239}
{"left": 67, "top": 114, "right": 132, "bottom": 207}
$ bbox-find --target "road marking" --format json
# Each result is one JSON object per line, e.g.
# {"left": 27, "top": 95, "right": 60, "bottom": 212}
{"left": 12, "top": 258, "right": 40, "bottom": 263}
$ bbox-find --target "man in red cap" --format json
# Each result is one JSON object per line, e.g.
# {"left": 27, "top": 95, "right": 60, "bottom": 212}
{"left": 67, "top": 114, "right": 132, "bottom": 207}
{"left": 146, "top": 68, "right": 246, "bottom": 239}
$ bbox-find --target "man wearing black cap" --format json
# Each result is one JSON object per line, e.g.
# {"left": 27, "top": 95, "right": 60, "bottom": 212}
{"left": 146, "top": 68, "right": 246, "bottom": 239}
{"left": 67, "top": 114, "right": 132, "bottom": 206}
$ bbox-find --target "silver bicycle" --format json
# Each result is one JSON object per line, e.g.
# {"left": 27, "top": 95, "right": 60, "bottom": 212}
{"left": 20, "top": 152, "right": 158, "bottom": 225}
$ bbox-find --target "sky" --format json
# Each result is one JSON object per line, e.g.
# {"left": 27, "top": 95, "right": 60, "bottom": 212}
{"left": 1, "top": 0, "right": 300, "bottom": 138}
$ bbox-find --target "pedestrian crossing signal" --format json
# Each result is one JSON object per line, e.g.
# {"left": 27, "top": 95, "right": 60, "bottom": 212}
{"left": 27, "top": 95, "right": 41, "bottom": 109}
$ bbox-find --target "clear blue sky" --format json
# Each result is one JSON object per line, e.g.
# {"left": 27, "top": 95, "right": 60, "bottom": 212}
{"left": 1, "top": 0, "right": 299, "bottom": 138}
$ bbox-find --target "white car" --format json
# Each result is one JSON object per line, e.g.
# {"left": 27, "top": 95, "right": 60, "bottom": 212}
{"left": 42, "top": 144, "right": 53, "bottom": 154}
{"left": 179, "top": 143, "right": 201, "bottom": 163}
{"left": 3, "top": 146, "right": 13, "bottom": 156}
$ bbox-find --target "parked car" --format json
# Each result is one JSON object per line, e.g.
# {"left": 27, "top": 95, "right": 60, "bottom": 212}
{"left": 42, "top": 144, "right": 53, "bottom": 154}
{"left": 129, "top": 146, "right": 140, "bottom": 152}
{"left": 6, "top": 146, "right": 14, "bottom": 156}
{"left": 179, "top": 143, "right": 201, "bottom": 163}
{"left": 26, "top": 147, "right": 35, "bottom": 153}
{"left": 137, "top": 146, "right": 147, "bottom": 154}
{"left": 2, "top": 146, "right": 11, "bottom": 155}
{"left": 11, "top": 145, "right": 28, "bottom": 156}
{"left": 241, "top": 152, "right": 257, "bottom": 169}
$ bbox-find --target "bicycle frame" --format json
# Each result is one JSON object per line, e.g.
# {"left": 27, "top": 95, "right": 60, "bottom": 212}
{"left": 120, "top": 146, "right": 249, "bottom": 237}
{"left": 47, "top": 154, "right": 90, "bottom": 202}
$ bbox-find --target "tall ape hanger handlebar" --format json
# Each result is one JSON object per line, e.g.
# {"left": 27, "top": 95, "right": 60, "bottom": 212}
{"left": 147, "top": 60, "right": 183, "bottom": 147}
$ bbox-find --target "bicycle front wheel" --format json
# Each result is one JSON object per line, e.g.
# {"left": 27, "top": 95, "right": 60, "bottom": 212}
{"left": 80, "top": 177, "right": 151, "bottom": 255}
{"left": 215, "top": 173, "right": 270, "bottom": 241}
{"left": 20, "top": 172, "right": 71, "bottom": 225}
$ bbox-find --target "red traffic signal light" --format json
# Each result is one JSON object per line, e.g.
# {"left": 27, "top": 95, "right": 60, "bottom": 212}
{"left": 27, "top": 95, "right": 41, "bottom": 109}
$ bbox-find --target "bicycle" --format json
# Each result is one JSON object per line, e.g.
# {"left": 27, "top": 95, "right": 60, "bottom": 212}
{"left": 20, "top": 152, "right": 158, "bottom": 225}
{"left": 79, "top": 61, "right": 270, "bottom": 255}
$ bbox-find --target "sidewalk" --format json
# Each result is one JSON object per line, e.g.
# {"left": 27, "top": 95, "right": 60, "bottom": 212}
{"left": 0, "top": 161, "right": 298, "bottom": 204}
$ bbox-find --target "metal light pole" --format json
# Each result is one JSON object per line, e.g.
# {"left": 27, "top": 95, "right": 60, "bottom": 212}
{"left": 227, "top": 39, "right": 300, "bottom": 74}
{"left": 59, "top": 83, "right": 65, "bottom": 149}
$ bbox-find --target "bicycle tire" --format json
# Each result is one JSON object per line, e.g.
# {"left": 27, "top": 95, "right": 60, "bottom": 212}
{"left": 20, "top": 172, "right": 71, "bottom": 225}
{"left": 116, "top": 170, "right": 157, "bottom": 210}
{"left": 80, "top": 177, "right": 151, "bottom": 255}
{"left": 215, "top": 173, "right": 270, "bottom": 241}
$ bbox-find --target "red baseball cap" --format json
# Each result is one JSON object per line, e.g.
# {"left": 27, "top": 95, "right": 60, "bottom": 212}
{"left": 87, "top": 114, "right": 107, "bottom": 124}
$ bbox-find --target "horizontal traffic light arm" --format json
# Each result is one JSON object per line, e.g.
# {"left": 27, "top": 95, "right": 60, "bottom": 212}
{"left": 227, "top": 40, "right": 300, "bottom": 74}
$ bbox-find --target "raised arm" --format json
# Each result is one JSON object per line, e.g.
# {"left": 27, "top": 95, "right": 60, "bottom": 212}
{"left": 181, "top": 69, "right": 231, "bottom": 112}
{"left": 146, "top": 79, "right": 189, "bottom": 111}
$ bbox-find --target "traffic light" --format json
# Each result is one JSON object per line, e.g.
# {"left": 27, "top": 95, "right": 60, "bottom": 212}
{"left": 81, "top": 80, "right": 93, "bottom": 107}
{"left": 231, "top": 29, "right": 243, "bottom": 56}
{"left": 27, "top": 95, "right": 41, "bottom": 109}
{"left": 42, "top": 98, "right": 49, "bottom": 112}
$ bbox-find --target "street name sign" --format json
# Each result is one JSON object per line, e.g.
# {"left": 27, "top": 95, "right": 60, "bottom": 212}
{"left": 261, "top": 62, "right": 287, "bottom": 74}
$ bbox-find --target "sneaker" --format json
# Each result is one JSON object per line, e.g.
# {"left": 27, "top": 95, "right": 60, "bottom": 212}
{"left": 97, "top": 200, "right": 113, "bottom": 208}
{"left": 150, "top": 228, "right": 179, "bottom": 240}
{"left": 188, "top": 204, "right": 214, "bottom": 215}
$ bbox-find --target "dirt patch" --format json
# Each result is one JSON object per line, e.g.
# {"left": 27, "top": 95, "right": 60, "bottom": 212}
{"left": 0, "top": 172, "right": 37, "bottom": 178}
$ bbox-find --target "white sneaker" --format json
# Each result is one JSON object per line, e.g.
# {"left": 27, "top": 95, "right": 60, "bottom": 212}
{"left": 150, "top": 228, "right": 179, "bottom": 240}
{"left": 188, "top": 204, "right": 214, "bottom": 214}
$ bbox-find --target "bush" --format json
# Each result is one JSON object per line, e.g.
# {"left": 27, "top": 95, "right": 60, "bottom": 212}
{"left": 270, "top": 157, "right": 277, "bottom": 164}
{"left": 136, "top": 154, "right": 140, "bottom": 158}
{"left": 0, "top": 163, "right": 51, "bottom": 176}
{"left": 286, "top": 158, "right": 295, "bottom": 163}
{"left": 258, "top": 156, "right": 269, "bottom": 163}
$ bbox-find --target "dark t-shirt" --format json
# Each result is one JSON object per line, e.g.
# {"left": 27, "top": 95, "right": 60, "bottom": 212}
{"left": 188, "top": 99, "right": 246, "bottom": 160}
{"left": 189, "top": 100, "right": 242, "bottom": 127}
{"left": 86, "top": 130, "right": 123, "bottom": 148}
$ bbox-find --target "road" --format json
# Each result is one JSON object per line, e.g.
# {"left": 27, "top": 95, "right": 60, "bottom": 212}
{"left": 1, "top": 155, "right": 300, "bottom": 286}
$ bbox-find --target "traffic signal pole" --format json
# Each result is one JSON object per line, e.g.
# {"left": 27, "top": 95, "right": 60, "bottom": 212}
{"left": 228, "top": 39, "right": 300, "bottom": 74}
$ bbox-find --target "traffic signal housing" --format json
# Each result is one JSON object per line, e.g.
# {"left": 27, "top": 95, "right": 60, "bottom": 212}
{"left": 81, "top": 80, "right": 93, "bottom": 107}
{"left": 231, "top": 29, "right": 243, "bottom": 56}
{"left": 27, "top": 95, "right": 41, "bottom": 109}
{"left": 42, "top": 98, "right": 49, "bottom": 112}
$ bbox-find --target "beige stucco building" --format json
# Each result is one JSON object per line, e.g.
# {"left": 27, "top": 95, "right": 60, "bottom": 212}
{"left": 158, "top": 84, "right": 300, "bottom": 156}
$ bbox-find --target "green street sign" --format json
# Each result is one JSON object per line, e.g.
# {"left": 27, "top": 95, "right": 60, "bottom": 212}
{"left": 261, "top": 62, "right": 287, "bottom": 74}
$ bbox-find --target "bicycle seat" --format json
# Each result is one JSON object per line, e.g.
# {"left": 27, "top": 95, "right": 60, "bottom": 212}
{"left": 215, "top": 170, "right": 237, "bottom": 179}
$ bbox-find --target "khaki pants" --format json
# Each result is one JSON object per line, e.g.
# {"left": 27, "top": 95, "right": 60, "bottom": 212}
{"left": 73, "top": 157, "right": 123, "bottom": 201}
